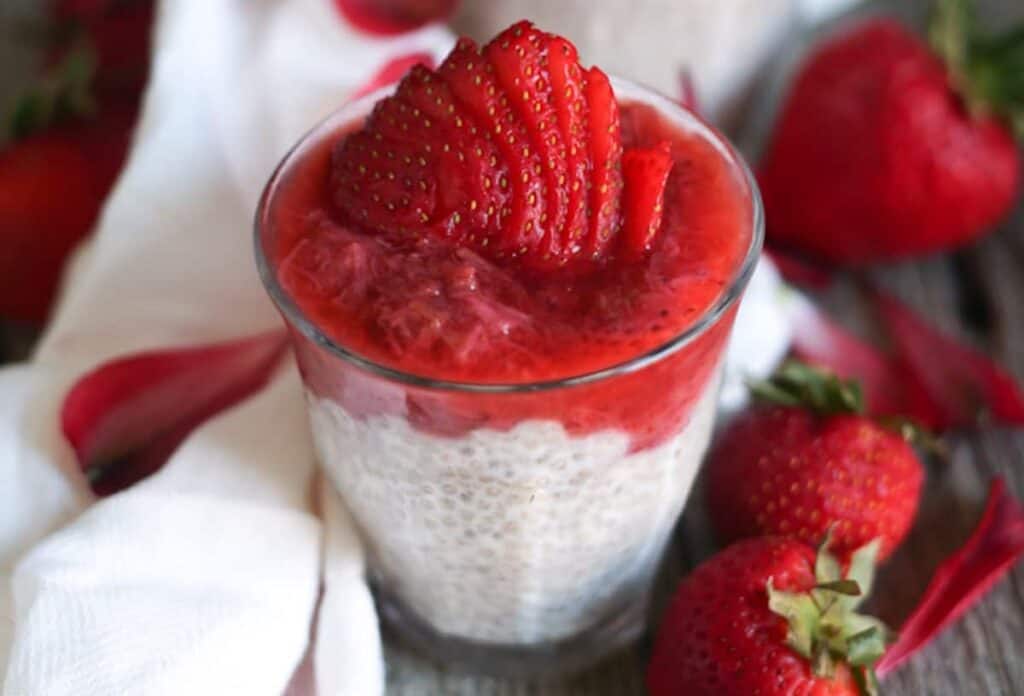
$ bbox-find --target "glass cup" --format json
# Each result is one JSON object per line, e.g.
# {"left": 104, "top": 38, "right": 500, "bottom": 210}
{"left": 255, "top": 77, "right": 763, "bottom": 677}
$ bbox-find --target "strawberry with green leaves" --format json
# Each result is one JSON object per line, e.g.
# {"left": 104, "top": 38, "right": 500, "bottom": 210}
{"left": 330, "top": 21, "right": 671, "bottom": 271}
{"left": 648, "top": 535, "right": 889, "bottom": 696}
{"left": 1, "top": 44, "right": 139, "bottom": 322}
{"left": 651, "top": 479, "right": 1024, "bottom": 695}
{"left": 706, "top": 362, "right": 925, "bottom": 561}
{"left": 759, "top": 0, "right": 1023, "bottom": 265}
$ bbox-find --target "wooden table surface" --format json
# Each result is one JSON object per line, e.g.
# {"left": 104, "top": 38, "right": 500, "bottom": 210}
{"left": 2, "top": 1, "right": 1022, "bottom": 694}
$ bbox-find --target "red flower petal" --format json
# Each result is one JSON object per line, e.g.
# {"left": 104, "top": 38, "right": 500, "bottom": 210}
{"left": 870, "top": 288, "right": 1024, "bottom": 431}
{"left": 765, "top": 245, "right": 835, "bottom": 289}
{"left": 351, "top": 52, "right": 436, "bottom": 101}
{"left": 877, "top": 477, "right": 1024, "bottom": 677}
{"left": 61, "top": 330, "right": 288, "bottom": 495}
{"left": 332, "top": 0, "right": 457, "bottom": 36}
{"left": 788, "top": 296, "right": 905, "bottom": 417}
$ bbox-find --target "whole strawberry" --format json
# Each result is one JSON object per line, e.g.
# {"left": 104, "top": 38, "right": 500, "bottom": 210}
{"left": 648, "top": 536, "right": 888, "bottom": 696}
{"left": 759, "top": 1, "right": 1022, "bottom": 265}
{"left": 1, "top": 43, "right": 138, "bottom": 322}
{"left": 706, "top": 362, "right": 924, "bottom": 561}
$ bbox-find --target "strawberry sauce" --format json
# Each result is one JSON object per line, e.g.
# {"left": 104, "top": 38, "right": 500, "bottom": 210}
{"left": 266, "top": 100, "right": 752, "bottom": 449}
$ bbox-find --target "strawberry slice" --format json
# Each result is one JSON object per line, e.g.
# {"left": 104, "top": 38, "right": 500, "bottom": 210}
{"left": 484, "top": 22, "right": 567, "bottom": 264}
{"left": 620, "top": 141, "right": 673, "bottom": 260}
{"left": 547, "top": 35, "right": 590, "bottom": 260}
{"left": 395, "top": 65, "right": 509, "bottom": 244}
{"left": 438, "top": 38, "right": 545, "bottom": 258}
{"left": 61, "top": 331, "right": 288, "bottom": 495}
{"left": 331, "top": 127, "right": 438, "bottom": 235}
{"left": 584, "top": 66, "right": 623, "bottom": 259}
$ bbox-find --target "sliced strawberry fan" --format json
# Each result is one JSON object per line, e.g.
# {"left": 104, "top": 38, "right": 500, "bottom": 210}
{"left": 61, "top": 331, "right": 288, "bottom": 496}
{"left": 330, "top": 20, "right": 671, "bottom": 272}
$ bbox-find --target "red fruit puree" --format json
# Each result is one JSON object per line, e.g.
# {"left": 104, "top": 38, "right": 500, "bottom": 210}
{"left": 268, "top": 100, "right": 751, "bottom": 449}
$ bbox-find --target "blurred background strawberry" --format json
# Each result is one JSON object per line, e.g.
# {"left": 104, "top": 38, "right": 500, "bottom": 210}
{"left": 0, "top": 0, "right": 152, "bottom": 325}
{"left": 759, "top": 0, "right": 1023, "bottom": 267}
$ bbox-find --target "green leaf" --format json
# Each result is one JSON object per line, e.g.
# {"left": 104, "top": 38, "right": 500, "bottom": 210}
{"left": 815, "top": 533, "right": 842, "bottom": 585}
{"left": 747, "top": 378, "right": 803, "bottom": 407}
{"left": 812, "top": 642, "right": 836, "bottom": 679}
{"left": 853, "top": 667, "right": 881, "bottom": 696}
{"left": 846, "top": 627, "right": 887, "bottom": 667}
{"left": 930, "top": 0, "right": 974, "bottom": 80}
{"left": 931, "top": 0, "right": 1024, "bottom": 140}
{"left": 750, "top": 361, "right": 864, "bottom": 416}
{"left": 844, "top": 539, "right": 881, "bottom": 610}
{"left": 844, "top": 613, "right": 889, "bottom": 643}
{"left": 1013, "top": 111, "right": 1024, "bottom": 140}
{"left": 815, "top": 579, "right": 862, "bottom": 596}
{"left": 767, "top": 579, "right": 820, "bottom": 660}
{"left": 3, "top": 38, "right": 97, "bottom": 142}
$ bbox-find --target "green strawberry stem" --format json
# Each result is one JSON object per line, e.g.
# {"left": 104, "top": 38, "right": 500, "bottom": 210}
{"left": 750, "top": 360, "right": 941, "bottom": 449}
{"left": 3, "top": 39, "right": 97, "bottom": 144}
{"left": 768, "top": 537, "right": 889, "bottom": 696}
{"left": 931, "top": 0, "right": 1024, "bottom": 139}
{"left": 748, "top": 361, "right": 865, "bottom": 416}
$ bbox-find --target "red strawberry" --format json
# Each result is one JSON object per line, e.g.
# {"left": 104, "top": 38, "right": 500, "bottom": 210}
{"left": 0, "top": 97, "right": 136, "bottom": 322}
{"left": 51, "top": 0, "right": 154, "bottom": 93}
{"left": 759, "top": 8, "right": 1022, "bottom": 265}
{"left": 52, "top": 0, "right": 112, "bottom": 21}
{"left": 0, "top": 132, "right": 98, "bottom": 321}
{"left": 332, "top": 23, "right": 665, "bottom": 271}
{"left": 706, "top": 362, "right": 924, "bottom": 561}
{"left": 648, "top": 536, "right": 888, "bottom": 696}
{"left": 83, "top": 0, "right": 154, "bottom": 92}
{"left": 620, "top": 141, "right": 672, "bottom": 260}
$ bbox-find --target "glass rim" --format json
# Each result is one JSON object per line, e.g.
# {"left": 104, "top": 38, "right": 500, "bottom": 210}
{"left": 254, "top": 75, "right": 765, "bottom": 394}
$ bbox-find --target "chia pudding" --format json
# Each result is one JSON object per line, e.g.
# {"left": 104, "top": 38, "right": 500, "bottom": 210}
{"left": 256, "top": 22, "right": 762, "bottom": 676}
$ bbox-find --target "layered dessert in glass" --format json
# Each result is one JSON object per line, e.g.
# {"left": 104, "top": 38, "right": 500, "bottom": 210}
{"left": 256, "top": 21, "right": 762, "bottom": 676}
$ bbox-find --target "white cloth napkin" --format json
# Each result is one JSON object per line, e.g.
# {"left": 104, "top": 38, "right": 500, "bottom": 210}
{"left": 0, "top": 1, "right": 849, "bottom": 693}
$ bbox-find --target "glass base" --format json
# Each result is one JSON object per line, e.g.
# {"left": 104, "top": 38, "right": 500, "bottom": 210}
{"left": 375, "top": 582, "right": 647, "bottom": 679}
